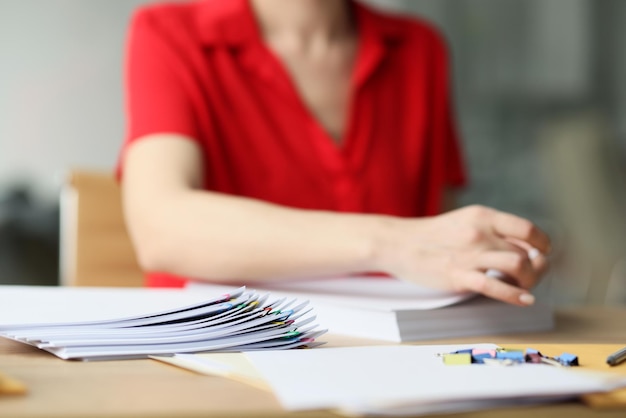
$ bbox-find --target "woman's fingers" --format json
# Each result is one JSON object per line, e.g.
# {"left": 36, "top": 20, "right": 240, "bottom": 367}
{"left": 530, "top": 251, "right": 549, "bottom": 275}
{"left": 490, "top": 211, "right": 551, "bottom": 254}
{"left": 455, "top": 270, "right": 536, "bottom": 306}
{"left": 398, "top": 206, "right": 552, "bottom": 307}
{"left": 506, "top": 237, "right": 549, "bottom": 275}
{"left": 477, "top": 249, "right": 543, "bottom": 290}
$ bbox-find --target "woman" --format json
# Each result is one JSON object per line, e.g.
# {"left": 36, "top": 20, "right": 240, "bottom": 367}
{"left": 119, "top": 0, "right": 550, "bottom": 306}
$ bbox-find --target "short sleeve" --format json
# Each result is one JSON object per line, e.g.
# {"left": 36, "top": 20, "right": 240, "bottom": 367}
{"left": 117, "top": 7, "right": 201, "bottom": 176}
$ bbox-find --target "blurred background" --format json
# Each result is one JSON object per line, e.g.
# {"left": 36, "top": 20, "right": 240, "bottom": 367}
{"left": 0, "top": 0, "right": 624, "bottom": 304}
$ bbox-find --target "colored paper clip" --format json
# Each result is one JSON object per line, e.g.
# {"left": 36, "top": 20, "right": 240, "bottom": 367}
{"left": 555, "top": 353, "right": 579, "bottom": 366}
{"left": 482, "top": 358, "right": 517, "bottom": 367}
{"left": 526, "top": 353, "right": 543, "bottom": 364}
{"left": 443, "top": 353, "right": 472, "bottom": 365}
{"left": 540, "top": 357, "right": 563, "bottom": 367}
{"left": 496, "top": 351, "right": 525, "bottom": 363}
{"left": 440, "top": 347, "right": 580, "bottom": 367}
{"left": 472, "top": 353, "right": 495, "bottom": 364}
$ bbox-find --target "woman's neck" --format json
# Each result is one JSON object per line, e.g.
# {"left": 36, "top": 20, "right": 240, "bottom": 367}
{"left": 249, "top": 0, "right": 354, "bottom": 51}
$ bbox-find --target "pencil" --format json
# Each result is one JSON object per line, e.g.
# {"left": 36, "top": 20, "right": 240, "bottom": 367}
{"left": 606, "top": 346, "right": 626, "bottom": 366}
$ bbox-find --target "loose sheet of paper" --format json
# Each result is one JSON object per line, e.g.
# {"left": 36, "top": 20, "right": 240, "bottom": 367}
{"left": 244, "top": 345, "right": 626, "bottom": 415}
{"left": 153, "top": 353, "right": 270, "bottom": 390}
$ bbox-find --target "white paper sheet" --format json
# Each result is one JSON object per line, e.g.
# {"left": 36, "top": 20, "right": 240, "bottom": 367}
{"left": 188, "top": 277, "right": 475, "bottom": 311}
{"left": 244, "top": 345, "right": 626, "bottom": 414}
{"left": 152, "top": 352, "right": 271, "bottom": 390}
{"left": 0, "top": 285, "right": 222, "bottom": 326}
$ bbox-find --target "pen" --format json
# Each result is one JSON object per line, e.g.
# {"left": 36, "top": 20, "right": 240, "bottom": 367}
{"left": 606, "top": 346, "right": 626, "bottom": 366}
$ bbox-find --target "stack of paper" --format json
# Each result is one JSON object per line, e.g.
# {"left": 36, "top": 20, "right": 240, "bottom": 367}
{"left": 0, "top": 286, "right": 325, "bottom": 361}
{"left": 189, "top": 277, "right": 554, "bottom": 342}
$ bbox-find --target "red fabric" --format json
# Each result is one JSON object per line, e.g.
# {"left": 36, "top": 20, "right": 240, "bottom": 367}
{"left": 120, "top": 0, "right": 467, "bottom": 288}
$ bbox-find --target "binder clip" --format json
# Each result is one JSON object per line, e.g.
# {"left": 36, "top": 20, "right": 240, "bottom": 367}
{"left": 555, "top": 353, "right": 579, "bottom": 366}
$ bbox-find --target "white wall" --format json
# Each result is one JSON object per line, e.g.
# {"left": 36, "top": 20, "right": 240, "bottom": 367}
{"left": 0, "top": 0, "right": 150, "bottom": 202}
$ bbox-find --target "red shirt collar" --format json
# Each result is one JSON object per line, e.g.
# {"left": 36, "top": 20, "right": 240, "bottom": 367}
{"left": 195, "top": 0, "right": 404, "bottom": 88}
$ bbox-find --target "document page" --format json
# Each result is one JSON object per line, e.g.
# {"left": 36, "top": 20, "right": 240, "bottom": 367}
{"left": 0, "top": 285, "right": 219, "bottom": 326}
{"left": 244, "top": 345, "right": 626, "bottom": 414}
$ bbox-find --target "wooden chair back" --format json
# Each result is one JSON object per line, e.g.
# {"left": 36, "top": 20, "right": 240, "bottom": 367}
{"left": 59, "top": 169, "right": 144, "bottom": 287}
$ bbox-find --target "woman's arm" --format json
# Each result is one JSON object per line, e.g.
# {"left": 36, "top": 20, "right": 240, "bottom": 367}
{"left": 122, "top": 135, "right": 550, "bottom": 306}
{"left": 122, "top": 135, "right": 383, "bottom": 281}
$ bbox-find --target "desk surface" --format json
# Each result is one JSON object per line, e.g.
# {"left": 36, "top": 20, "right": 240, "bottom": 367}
{"left": 2, "top": 306, "right": 626, "bottom": 418}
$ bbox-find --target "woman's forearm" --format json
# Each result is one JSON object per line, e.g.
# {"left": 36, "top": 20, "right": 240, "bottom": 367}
{"left": 129, "top": 188, "right": 392, "bottom": 282}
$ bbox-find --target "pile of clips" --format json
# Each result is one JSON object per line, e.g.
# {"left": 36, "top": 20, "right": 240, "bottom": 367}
{"left": 440, "top": 347, "right": 579, "bottom": 367}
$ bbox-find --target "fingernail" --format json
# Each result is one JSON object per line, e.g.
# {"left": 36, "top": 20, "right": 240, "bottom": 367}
{"left": 519, "top": 293, "right": 535, "bottom": 305}
{"left": 527, "top": 248, "right": 540, "bottom": 260}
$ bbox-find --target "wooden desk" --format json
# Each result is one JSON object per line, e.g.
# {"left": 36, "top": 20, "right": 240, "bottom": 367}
{"left": 2, "top": 307, "right": 626, "bottom": 418}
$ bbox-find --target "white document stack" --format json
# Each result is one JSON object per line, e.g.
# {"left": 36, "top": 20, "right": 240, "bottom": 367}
{"left": 0, "top": 286, "right": 325, "bottom": 361}
{"left": 189, "top": 277, "right": 555, "bottom": 342}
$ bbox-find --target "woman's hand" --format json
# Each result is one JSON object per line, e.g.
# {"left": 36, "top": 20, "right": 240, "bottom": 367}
{"left": 374, "top": 205, "right": 551, "bottom": 306}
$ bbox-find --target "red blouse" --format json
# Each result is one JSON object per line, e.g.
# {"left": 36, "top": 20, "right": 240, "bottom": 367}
{"left": 120, "top": 0, "right": 467, "bottom": 287}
